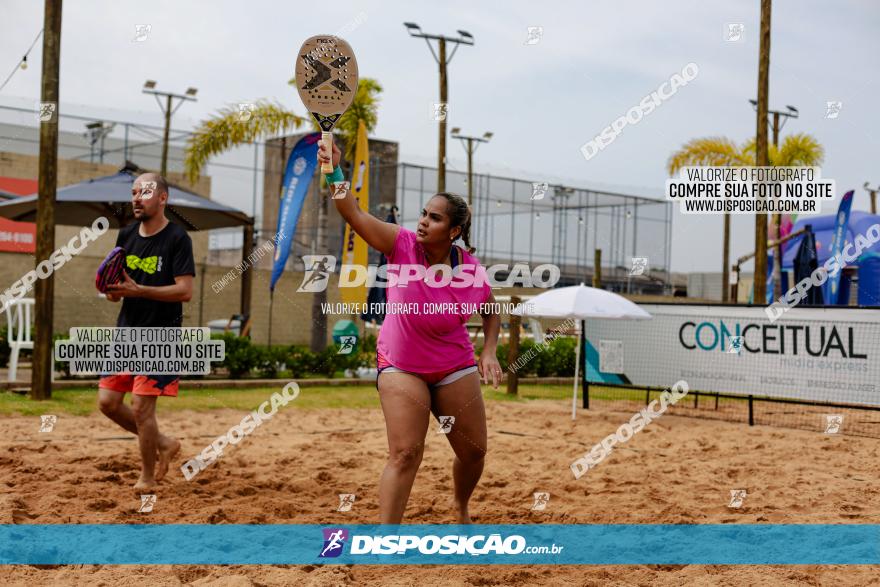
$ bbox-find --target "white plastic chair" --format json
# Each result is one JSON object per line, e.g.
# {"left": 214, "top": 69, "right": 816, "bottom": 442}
{"left": 5, "top": 298, "right": 34, "bottom": 382}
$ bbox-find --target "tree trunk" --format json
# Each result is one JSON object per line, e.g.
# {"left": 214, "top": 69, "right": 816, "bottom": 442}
{"left": 506, "top": 296, "right": 521, "bottom": 396}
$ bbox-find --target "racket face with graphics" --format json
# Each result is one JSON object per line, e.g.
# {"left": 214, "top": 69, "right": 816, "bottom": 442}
{"left": 96, "top": 246, "right": 126, "bottom": 293}
{"left": 294, "top": 35, "right": 358, "bottom": 173}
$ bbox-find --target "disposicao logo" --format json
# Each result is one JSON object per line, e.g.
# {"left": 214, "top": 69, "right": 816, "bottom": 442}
{"left": 319, "top": 528, "right": 349, "bottom": 558}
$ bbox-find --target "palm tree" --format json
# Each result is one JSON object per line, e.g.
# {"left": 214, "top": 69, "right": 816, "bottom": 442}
{"left": 184, "top": 78, "right": 383, "bottom": 351}
{"left": 668, "top": 133, "right": 823, "bottom": 301}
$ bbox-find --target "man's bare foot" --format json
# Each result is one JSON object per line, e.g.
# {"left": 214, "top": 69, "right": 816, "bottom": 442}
{"left": 134, "top": 477, "right": 157, "bottom": 494}
{"left": 454, "top": 501, "right": 472, "bottom": 524}
{"left": 155, "top": 437, "right": 180, "bottom": 482}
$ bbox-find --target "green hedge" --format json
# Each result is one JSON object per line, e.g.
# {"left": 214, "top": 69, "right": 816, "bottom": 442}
{"left": 481, "top": 336, "right": 577, "bottom": 377}
{"left": 211, "top": 332, "right": 377, "bottom": 379}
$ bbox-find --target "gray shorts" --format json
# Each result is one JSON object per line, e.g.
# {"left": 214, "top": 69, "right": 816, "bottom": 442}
{"left": 376, "top": 364, "right": 478, "bottom": 391}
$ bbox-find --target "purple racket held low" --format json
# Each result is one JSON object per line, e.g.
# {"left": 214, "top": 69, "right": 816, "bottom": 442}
{"left": 96, "top": 246, "right": 126, "bottom": 293}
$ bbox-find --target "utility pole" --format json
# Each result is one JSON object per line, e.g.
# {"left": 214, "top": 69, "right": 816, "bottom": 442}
{"left": 438, "top": 37, "right": 447, "bottom": 191}
{"left": 750, "top": 100, "right": 798, "bottom": 300}
{"left": 142, "top": 80, "right": 197, "bottom": 176}
{"left": 450, "top": 128, "right": 492, "bottom": 206}
{"left": 753, "top": 0, "right": 772, "bottom": 303}
{"left": 865, "top": 182, "right": 879, "bottom": 215}
{"left": 404, "top": 23, "right": 474, "bottom": 193}
{"left": 32, "top": 0, "right": 62, "bottom": 400}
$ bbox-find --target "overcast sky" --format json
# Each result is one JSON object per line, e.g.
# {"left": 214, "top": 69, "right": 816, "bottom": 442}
{"left": 1, "top": 0, "right": 877, "bottom": 273}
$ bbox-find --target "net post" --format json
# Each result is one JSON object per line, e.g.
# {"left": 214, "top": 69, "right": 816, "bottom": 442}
{"left": 645, "top": 386, "right": 650, "bottom": 406}
{"left": 731, "top": 263, "right": 740, "bottom": 301}
{"left": 694, "top": 390, "right": 699, "bottom": 409}
{"left": 581, "top": 319, "right": 589, "bottom": 409}
{"left": 748, "top": 395, "right": 754, "bottom": 426}
{"left": 506, "top": 296, "right": 520, "bottom": 396}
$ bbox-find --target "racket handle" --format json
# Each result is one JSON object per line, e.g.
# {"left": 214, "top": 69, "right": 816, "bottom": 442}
{"left": 321, "top": 131, "right": 334, "bottom": 174}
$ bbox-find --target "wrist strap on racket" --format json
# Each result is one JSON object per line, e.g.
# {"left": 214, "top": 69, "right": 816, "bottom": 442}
{"left": 323, "top": 165, "right": 344, "bottom": 187}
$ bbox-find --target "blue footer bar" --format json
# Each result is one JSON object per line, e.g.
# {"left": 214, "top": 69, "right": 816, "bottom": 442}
{"left": 2, "top": 524, "right": 878, "bottom": 565}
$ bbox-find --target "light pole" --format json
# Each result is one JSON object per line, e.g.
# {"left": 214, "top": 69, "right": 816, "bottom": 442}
{"left": 142, "top": 80, "right": 197, "bottom": 176}
{"left": 750, "top": 99, "right": 798, "bottom": 300}
{"left": 404, "top": 22, "right": 473, "bottom": 192}
{"left": 450, "top": 127, "right": 492, "bottom": 205}
{"left": 84, "top": 121, "right": 115, "bottom": 164}
{"left": 864, "top": 182, "right": 879, "bottom": 215}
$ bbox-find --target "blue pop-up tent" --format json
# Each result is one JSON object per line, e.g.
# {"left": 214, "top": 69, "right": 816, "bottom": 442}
{"left": 780, "top": 211, "right": 880, "bottom": 306}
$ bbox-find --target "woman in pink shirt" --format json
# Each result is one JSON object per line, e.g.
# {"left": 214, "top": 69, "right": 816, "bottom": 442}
{"left": 319, "top": 139, "right": 502, "bottom": 524}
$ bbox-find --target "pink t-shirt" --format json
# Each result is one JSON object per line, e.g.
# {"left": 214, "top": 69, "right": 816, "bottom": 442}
{"left": 377, "top": 227, "right": 492, "bottom": 373}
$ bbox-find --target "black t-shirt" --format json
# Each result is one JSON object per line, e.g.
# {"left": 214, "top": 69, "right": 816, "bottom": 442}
{"left": 115, "top": 220, "right": 196, "bottom": 327}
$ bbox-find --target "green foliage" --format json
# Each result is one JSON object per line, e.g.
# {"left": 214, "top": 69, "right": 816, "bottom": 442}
{"left": 52, "top": 332, "right": 71, "bottom": 378}
{"left": 359, "top": 333, "right": 377, "bottom": 354}
{"left": 287, "top": 345, "right": 318, "bottom": 378}
{"left": 534, "top": 337, "right": 577, "bottom": 377}
{"left": 185, "top": 101, "right": 305, "bottom": 182}
{"left": 668, "top": 132, "right": 824, "bottom": 175}
{"left": 0, "top": 325, "right": 9, "bottom": 369}
{"left": 210, "top": 335, "right": 374, "bottom": 380}
{"left": 254, "top": 345, "right": 290, "bottom": 379}
{"left": 314, "top": 346, "right": 342, "bottom": 378}
{"left": 314, "top": 343, "right": 366, "bottom": 378}
{"left": 212, "top": 333, "right": 259, "bottom": 379}
{"left": 480, "top": 337, "right": 576, "bottom": 377}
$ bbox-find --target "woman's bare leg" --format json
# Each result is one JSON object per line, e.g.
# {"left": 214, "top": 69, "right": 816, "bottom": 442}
{"left": 377, "top": 372, "right": 431, "bottom": 524}
{"left": 430, "top": 372, "right": 487, "bottom": 524}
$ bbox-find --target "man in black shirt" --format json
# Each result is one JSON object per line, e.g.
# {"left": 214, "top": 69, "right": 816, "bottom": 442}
{"left": 98, "top": 173, "right": 194, "bottom": 493}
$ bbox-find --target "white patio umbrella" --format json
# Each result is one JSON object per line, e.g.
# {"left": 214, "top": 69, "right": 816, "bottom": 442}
{"left": 511, "top": 283, "right": 652, "bottom": 419}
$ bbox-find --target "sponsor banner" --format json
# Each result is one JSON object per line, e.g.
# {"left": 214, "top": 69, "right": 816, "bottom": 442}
{"left": 825, "top": 189, "right": 854, "bottom": 304}
{"left": 0, "top": 177, "right": 37, "bottom": 253}
{"left": 0, "top": 219, "right": 36, "bottom": 253}
{"left": 585, "top": 305, "right": 878, "bottom": 406}
{"left": 270, "top": 133, "right": 320, "bottom": 291}
{"left": 340, "top": 119, "right": 370, "bottom": 306}
{"left": 2, "top": 524, "right": 879, "bottom": 564}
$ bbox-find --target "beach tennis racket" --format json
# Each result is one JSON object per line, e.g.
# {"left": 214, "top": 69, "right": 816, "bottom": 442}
{"left": 96, "top": 246, "right": 126, "bottom": 293}
{"left": 294, "top": 35, "right": 358, "bottom": 174}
